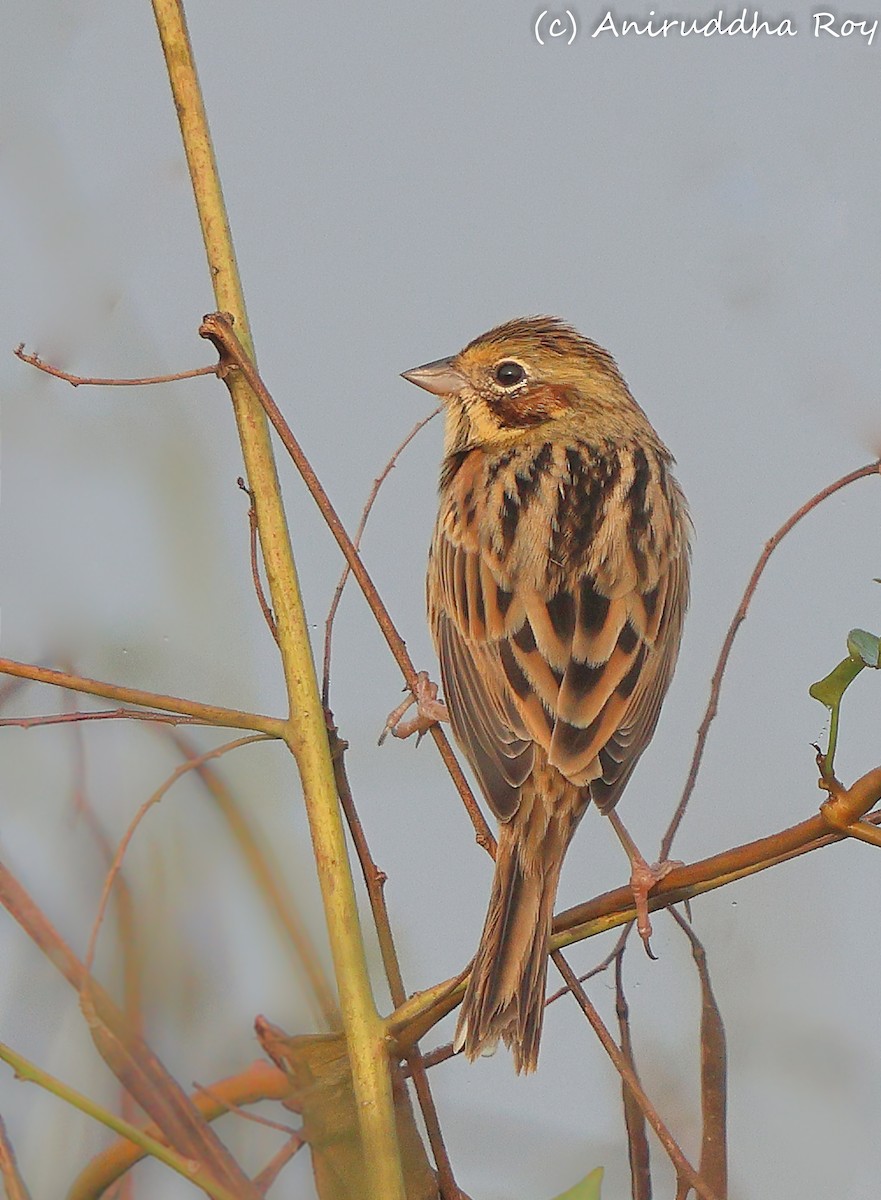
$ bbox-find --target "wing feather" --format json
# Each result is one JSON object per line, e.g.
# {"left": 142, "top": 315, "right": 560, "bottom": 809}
{"left": 589, "top": 552, "right": 689, "bottom": 812}
{"left": 436, "top": 613, "right": 532, "bottom": 821}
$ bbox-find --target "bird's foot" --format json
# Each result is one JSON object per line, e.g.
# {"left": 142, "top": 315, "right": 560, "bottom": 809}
{"left": 627, "top": 854, "right": 683, "bottom": 959}
{"left": 378, "top": 671, "right": 449, "bottom": 745}
{"left": 606, "top": 809, "right": 682, "bottom": 958}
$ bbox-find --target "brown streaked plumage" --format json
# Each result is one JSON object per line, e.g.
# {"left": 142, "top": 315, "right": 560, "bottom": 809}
{"left": 403, "top": 316, "right": 690, "bottom": 1073}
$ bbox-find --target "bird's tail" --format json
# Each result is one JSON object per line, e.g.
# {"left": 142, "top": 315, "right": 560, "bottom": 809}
{"left": 454, "top": 782, "right": 583, "bottom": 1074}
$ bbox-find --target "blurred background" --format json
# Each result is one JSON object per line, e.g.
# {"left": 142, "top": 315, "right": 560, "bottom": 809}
{"left": 2, "top": 2, "right": 880, "bottom": 1196}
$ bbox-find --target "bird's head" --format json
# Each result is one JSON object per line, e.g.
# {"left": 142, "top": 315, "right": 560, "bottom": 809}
{"left": 402, "top": 316, "right": 645, "bottom": 454}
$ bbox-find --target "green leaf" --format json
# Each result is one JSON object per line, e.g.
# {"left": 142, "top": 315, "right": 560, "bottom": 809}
{"left": 809, "top": 656, "right": 865, "bottom": 709}
{"left": 847, "top": 628, "right": 881, "bottom": 668}
{"left": 550, "top": 1167, "right": 604, "bottom": 1200}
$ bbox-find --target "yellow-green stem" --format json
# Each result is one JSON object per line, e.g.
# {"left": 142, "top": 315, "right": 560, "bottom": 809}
{"left": 0, "top": 1043, "right": 240, "bottom": 1200}
{"left": 149, "top": 4, "right": 404, "bottom": 1195}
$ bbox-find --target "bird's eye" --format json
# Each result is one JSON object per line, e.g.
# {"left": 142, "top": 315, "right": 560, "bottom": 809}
{"left": 493, "top": 360, "right": 526, "bottom": 388}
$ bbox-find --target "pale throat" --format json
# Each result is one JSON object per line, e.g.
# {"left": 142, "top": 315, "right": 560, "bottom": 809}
{"left": 444, "top": 396, "right": 547, "bottom": 455}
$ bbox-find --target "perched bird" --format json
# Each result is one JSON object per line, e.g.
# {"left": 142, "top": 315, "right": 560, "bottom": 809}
{"left": 401, "top": 316, "right": 691, "bottom": 1074}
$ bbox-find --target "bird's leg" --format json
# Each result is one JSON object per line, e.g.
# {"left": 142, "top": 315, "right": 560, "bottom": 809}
{"left": 605, "top": 810, "right": 682, "bottom": 958}
{"left": 378, "top": 671, "right": 449, "bottom": 745}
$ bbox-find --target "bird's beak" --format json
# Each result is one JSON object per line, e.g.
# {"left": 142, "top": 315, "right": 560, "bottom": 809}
{"left": 401, "top": 356, "right": 467, "bottom": 397}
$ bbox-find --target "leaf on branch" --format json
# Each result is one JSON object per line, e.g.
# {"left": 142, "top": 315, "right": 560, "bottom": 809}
{"left": 809, "top": 656, "right": 865, "bottom": 710}
{"left": 846, "top": 628, "right": 881, "bottom": 669}
{"left": 255, "top": 1019, "right": 438, "bottom": 1200}
{"left": 549, "top": 1167, "right": 604, "bottom": 1200}
{"left": 809, "top": 628, "right": 879, "bottom": 778}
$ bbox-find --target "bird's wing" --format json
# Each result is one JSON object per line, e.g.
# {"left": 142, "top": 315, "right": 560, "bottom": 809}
{"left": 431, "top": 526, "right": 534, "bottom": 822}
{"left": 432, "top": 500, "right": 688, "bottom": 818}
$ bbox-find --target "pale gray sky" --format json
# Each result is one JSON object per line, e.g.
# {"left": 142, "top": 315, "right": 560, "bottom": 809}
{"left": 2, "top": 3, "right": 881, "bottom": 1197}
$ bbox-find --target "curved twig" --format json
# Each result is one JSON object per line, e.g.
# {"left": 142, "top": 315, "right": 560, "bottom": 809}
{"left": 661, "top": 460, "right": 881, "bottom": 860}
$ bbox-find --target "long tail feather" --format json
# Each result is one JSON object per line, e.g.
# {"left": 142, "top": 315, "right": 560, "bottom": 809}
{"left": 454, "top": 777, "right": 584, "bottom": 1073}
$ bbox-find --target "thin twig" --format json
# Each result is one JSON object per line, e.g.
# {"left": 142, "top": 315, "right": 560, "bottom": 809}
{"left": 661, "top": 460, "right": 881, "bottom": 860}
{"left": 14, "top": 344, "right": 218, "bottom": 387}
{"left": 237, "top": 477, "right": 278, "bottom": 642}
{"left": 550, "top": 951, "right": 720, "bottom": 1200}
{"left": 199, "top": 313, "right": 494, "bottom": 854}
{"left": 615, "top": 951, "right": 652, "bottom": 1200}
{"left": 411, "top": 1043, "right": 456, "bottom": 1071}
{"left": 322, "top": 407, "right": 440, "bottom": 707}
{"left": 192, "top": 1082, "right": 298, "bottom": 1135}
{"left": 252, "top": 1134, "right": 305, "bottom": 1194}
{"left": 0, "top": 708, "right": 207, "bottom": 729}
{"left": 327, "top": 714, "right": 463, "bottom": 1200}
{"left": 544, "top": 922, "right": 632, "bottom": 1007}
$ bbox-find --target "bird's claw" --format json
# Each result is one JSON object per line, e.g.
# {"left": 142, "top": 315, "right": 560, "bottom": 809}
{"left": 378, "top": 671, "right": 449, "bottom": 745}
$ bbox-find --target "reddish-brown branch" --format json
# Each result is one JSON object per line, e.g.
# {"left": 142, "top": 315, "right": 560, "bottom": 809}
{"left": 661, "top": 460, "right": 881, "bottom": 860}
{"left": 558, "top": 764, "right": 881, "bottom": 945}
{"left": 410, "top": 1043, "right": 456, "bottom": 1071}
{"left": 0, "top": 856, "right": 260, "bottom": 1197}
